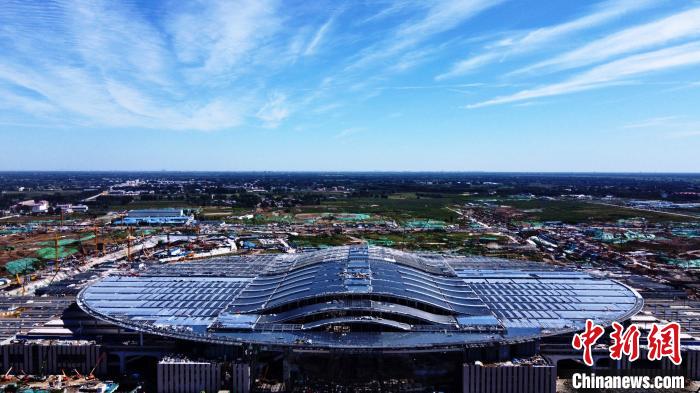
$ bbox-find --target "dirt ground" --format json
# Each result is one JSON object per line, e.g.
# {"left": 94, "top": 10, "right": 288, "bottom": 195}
{"left": 0, "top": 229, "right": 105, "bottom": 274}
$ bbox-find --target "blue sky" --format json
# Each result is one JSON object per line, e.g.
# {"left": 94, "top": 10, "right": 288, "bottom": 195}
{"left": 1, "top": 0, "right": 699, "bottom": 171}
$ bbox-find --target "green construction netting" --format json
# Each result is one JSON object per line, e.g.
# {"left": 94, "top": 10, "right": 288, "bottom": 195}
{"left": 38, "top": 238, "right": 78, "bottom": 246}
{"left": 366, "top": 238, "right": 395, "bottom": 246}
{"left": 0, "top": 229, "right": 29, "bottom": 235}
{"left": 37, "top": 233, "right": 96, "bottom": 247}
{"left": 80, "top": 233, "right": 96, "bottom": 241}
{"left": 6, "top": 257, "right": 39, "bottom": 275}
{"left": 36, "top": 246, "right": 79, "bottom": 259}
{"left": 404, "top": 219, "right": 446, "bottom": 229}
{"left": 335, "top": 213, "right": 371, "bottom": 221}
{"left": 665, "top": 259, "right": 700, "bottom": 269}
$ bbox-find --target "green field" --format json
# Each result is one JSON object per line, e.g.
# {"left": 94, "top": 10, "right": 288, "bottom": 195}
{"left": 294, "top": 196, "right": 468, "bottom": 224}
{"left": 288, "top": 234, "right": 353, "bottom": 248}
{"left": 94, "top": 193, "right": 699, "bottom": 227}
{"left": 360, "top": 231, "right": 509, "bottom": 251}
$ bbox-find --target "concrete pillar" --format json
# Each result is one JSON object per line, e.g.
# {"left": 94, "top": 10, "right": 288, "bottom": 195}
{"left": 118, "top": 353, "right": 126, "bottom": 374}
{"left": 282, "top": 357, "right": 292, "bottom": 385}
{"left": 498, "top": 345, "right": 510, "bottom": 360}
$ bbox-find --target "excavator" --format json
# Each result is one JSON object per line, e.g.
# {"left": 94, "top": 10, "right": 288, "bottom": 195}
{"left": 15, "top": 274, "right": 24, "bottom": 296}
{"left": 73, "top": 368, "right": 84, "bottom": 380}
{"left": 86, "top": 352, "right": 106, "bottom": 380}
{"left": 1, "top": 367, "right": 13, "bottom": 382}
{"left": 16, "top": 369, "right": 30, "bottom": 383}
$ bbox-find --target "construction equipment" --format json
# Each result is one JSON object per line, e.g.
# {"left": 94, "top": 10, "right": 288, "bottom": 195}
{"left": 86, "top": 352, "right": 106, "bottom": 380}
{"left": 15, "top": 274, "right": 24, "bottom": 296}
{"left": 141, "top": 245, "right": 153, "bottom": 259}
{"left": 126, "top": 227, "right": 134, "bottom": 262}
{"left": 94, "top": 225, "right": 100, "bottom": 256}
{"left": 18, "top": 369, "right": 28, "bottom": 383}
{"left": 73, "top": 368, "right": 84, "bottom": 380}
{"left": 1, "top": 367, "right": 13, "bottom": 381}
{"left": 54, "top": 232, "right": 60, "bottom": 272}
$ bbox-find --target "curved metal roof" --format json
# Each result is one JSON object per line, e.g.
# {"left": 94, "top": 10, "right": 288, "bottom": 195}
{"left": 78, "top": 245, "right": 643, "bottom": 351}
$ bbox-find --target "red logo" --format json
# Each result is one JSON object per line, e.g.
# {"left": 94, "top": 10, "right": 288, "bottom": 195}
{"left": 647, "top": 322, "right": 682, "bottom": 365}
{"left": 609, "top": 321, "right": 640, "bottom": 361}
{"left": 572, "top": 320, "right": 682, "bottom": 366}
{"left": 572, "top": 320, "right": 605, "bottom": 366}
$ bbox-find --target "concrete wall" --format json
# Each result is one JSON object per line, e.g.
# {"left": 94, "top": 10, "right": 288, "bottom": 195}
{"left": 621, "top": 347, "right": 700, "bottom": 379}
{"left": 0, "top": 341, "right": 105, "bottom": 376}
{"left": 686, "top": 347, "right": 700, "bottom": 380}
{"left": 463, "top": 363, "right": 556, "bottom": 393}
{"left": 157, "top": 361, "right": 221, "bottom": 393}
{"left": 232, "top": 363, "right": 250, "bottom": 393}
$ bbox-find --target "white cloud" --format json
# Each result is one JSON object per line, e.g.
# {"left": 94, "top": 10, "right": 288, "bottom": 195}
{"left": 335, "top": 127, "right": 364, "bottom": 139}
{"left": 349, "top": 0, "right": 502, "bottom": 70}
{"left": 312, "top": 102, "right": 343, "bottom": 114}
{"left": 436, "top": 53, "right": 499, "bottom": 80}
{"left": 67, "top": 0, "right": 170, "bottom": 85}
{"left": 2, "top": 0, "right": 695, "bottom": 137}
{"left": 620, "top": 116, "right": 700, "bottom": 138}
{"left": 359, "top": 2, "right": 419, "bottom": 25}
{"left": 0, "top": 0, "right": 278, "bottom": 131}
{"left": 179, "top": 100, "right": 245, "bottom": 131}
{"left": 304, "top": 17, "right": 334, "bottom": 56}
{"left": 507, "top": 0, "right": 653, "bottom": 48}
{"left": 518, "top": 7, "right": 700, "bottom": 74}
{"left": 437, "top": 0, "right": 655, "bottom": 79}
{"left": 0, "top": 89, "right": 56, "bottom": 114}
{"left": 622, "top": 116, "right": 680, "bottom": 129}
{"left": 256, "top": 93, "right": 290, "bottom": 128}
{"left": 167, "top": 0, "right": 280, "bottom": 76}
{"left": 468, "top": 41, "right": 700, "bottom": 108}
{"left": 669, "top": 130, "right": 700, "bottom": 138}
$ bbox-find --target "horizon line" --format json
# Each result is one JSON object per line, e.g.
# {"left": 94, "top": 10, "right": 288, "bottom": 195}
{"left": 1, "top": 170, "right": 699, "bottom": 175}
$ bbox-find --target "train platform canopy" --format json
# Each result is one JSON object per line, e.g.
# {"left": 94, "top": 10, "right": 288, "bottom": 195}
{"left": 78, "top": 245, "right": 642, "bottom": 351}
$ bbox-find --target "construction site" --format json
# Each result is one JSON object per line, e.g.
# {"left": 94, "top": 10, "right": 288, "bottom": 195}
{"left": 0, "top": 173, "right": 699, "bottom": 392}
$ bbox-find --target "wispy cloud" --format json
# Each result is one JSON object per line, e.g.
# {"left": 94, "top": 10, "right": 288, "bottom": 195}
{"left": 436, "top": 0, "right": 655, "bottom": 80}
{"left": 256, "top": 92, "right": 290, "bottom": 128}
{"left": 620, "top": 116, "right": 700, "bottom": 138}
{"left": 669, "top": 130, "right": 700, "bottom": 138}
{"left": 335, "top": 127, "right": 364, "bottom": 139}
{"left": 166, "top": 0, "right": 280, "bottom": 77}
{"left": 359, "top": 2, "right": 419, "bottom": 25}
{"left": 0, "top": 0, "right": 279, "bottom": 131}
{"left": 622, "top": 116, "right": 680, "bottom": 129}
{"left": 312, "top": 102, "right": 343, "bottom": 114}
{"left": 516, "top": 7, "right": 700, "bottom": 75}
{"left": 348, "top": 0, "right": 502, "bottom": 71}
{"left": 0, "top": 89, "right": 56, "bottom": 114}
{"left": 1, "top": 0, "right": 698, "bottom": 141}
{"left": 468, "top": 41, "right": 700, "bottom": 108}
{"left": 304, "top": 17, "right": 334, "bottom": 56}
